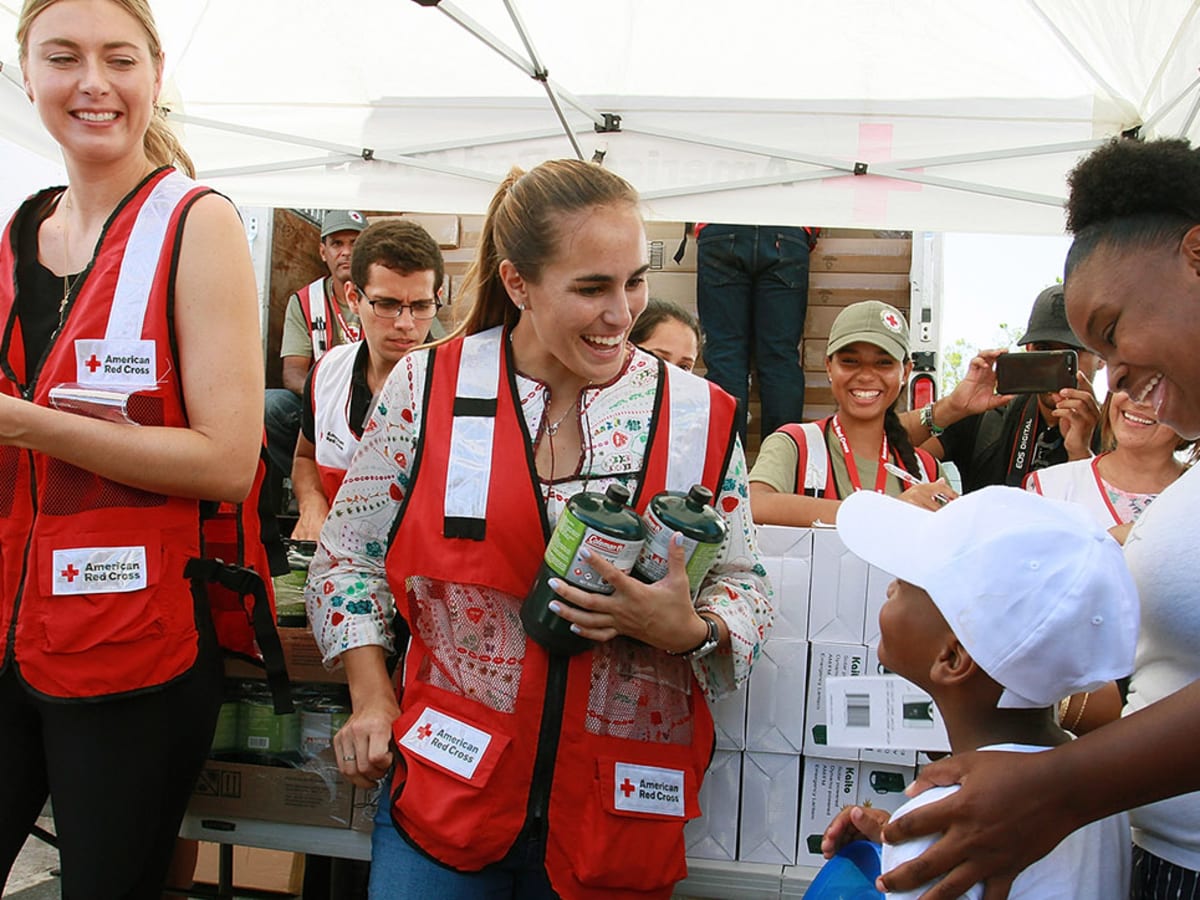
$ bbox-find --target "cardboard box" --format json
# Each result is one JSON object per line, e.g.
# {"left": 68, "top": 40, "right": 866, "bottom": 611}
{"left": 862, "top": 564, "right": 893, "bottom": 645}
{"left": 712, "top": 684, "right": 748, "bottom": 751}
{"left": 745, "top": 639, "right": 808, "bottom": 754}
{"left": 188, "top": 760, "right": 355, "bottom": 830}
{"left": 225, "top": 626, "right": 345, "bottom": 685}
{"left": 796, "top": 757, "right": 860, "bottom": 868}
{"left": 643, "top": 221, "right": 697, "bottom": 272}
{"left": 192, "top": 843, "right": 303, "bottom": 895}
{"left": 755, "top": 525, "right": 813, "bottom": 642}
{"left": 808, "top": 528, "right": 869, "bottom": 644}
{"left": 803, "top": 642, "right": 866, "bottom": 760}
{"left": 685, "top": 749, "right": 742, "bottom": 861}
{"left": 861, "top": 644, "right": 917, "bottom": 765}
{"left": 824, "top": 675, "right": 950, "bottom": 755}
{"left": 738, "top": 751, "right": 801, "bottom": 865}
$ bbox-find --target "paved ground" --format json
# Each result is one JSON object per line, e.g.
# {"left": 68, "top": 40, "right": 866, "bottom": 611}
{"left": 4, "top": 817, "right": 59, "bottom": 899}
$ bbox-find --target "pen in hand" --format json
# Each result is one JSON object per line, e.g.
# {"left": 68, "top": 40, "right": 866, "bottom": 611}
{"left": 882, "top": 462, "right": 950, "bottom": 506}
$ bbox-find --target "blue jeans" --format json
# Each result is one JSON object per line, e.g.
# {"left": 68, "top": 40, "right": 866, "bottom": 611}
{"left": 264, "top": 388, "right": 303, "bottom": 477}
{"left": 368, "top": 775, "right": 559, "bottom": 900}
{"left": 695, "top": 224, "right": 811, "bottom": 443}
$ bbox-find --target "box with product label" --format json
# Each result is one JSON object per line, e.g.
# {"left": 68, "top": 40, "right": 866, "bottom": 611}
{"left": 745, "top": 638, "right": 809, "bottom": 754}
{"left": 803, "top": 641, "right": 867, "bottom": 760}
{"left": 856, "top": 760, "right": 917, "bottom": 817}
{"left": 808, "top": 527, "right": 869, "bottom": 644}
{"left": 738, "top": 751, "right": 802, "bottom": 865}
{"left": 824, "top": 675, "right": 951, "bottom": 754}
{"left": 861, "top": 644, "right": 916, "bottom": 765}
{"left": 796, "top": 756, "right": 860, "bottom": 868}
{"left": 755, "top": 525, "right": 814, "bottom": 641}
{"left": 188, "top": 759, "right": 356, "bottom": 829}
{"left": 685, "top": 749, "right": 742, "bottom": 861}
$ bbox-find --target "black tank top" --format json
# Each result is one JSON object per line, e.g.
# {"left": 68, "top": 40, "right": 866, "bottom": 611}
{"left": 15, "top": 190, "right": 77, "bottom": 377}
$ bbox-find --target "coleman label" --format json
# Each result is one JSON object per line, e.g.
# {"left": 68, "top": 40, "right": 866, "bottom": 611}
{"left": 399, "top": 707, "right": 492, "bottom": 780}
{"left": 74, "top": 339, "right": 157, "bottom": 387}
{"left": 52, "top": 546, "right": 148, "bottom": 595}
{"left": 613, "top": 762, "right": 686, "bottom": 817}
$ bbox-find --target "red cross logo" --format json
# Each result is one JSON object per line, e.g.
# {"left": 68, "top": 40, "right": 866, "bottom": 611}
{"left": 882, "top": 312, "right": 901, "bottom": 331}
{"left": 61, "top": 564, "right": 80, "bottom": 582}
{"left": 84, "top": 354, "right": 102, "bottom": 373}
{"left": 827, "top": 123, "right": 923, "bottom": 223}
{"left": 619, "top": 778, "right": 637, "bottom": 798}
{"left": 416, "top": 723, "right": 433, "bottom": 740}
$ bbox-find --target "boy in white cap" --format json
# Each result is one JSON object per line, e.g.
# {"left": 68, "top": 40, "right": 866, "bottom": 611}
{"left": 821, "top": 486, "right": 1137, "bottom": 899}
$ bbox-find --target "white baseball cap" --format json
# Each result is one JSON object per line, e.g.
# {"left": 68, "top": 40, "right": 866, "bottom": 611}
{"left": 836, "top": 486, "right": 1139, "bottom": 709}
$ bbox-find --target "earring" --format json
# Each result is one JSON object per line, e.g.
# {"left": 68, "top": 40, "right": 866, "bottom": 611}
{"left": 517, "top": 303, "right": 526, "bottom": 311}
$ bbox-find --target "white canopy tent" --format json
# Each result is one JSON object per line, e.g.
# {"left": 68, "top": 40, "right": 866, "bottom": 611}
{"left": 1, "top": 0, "right": 1197, "bottom": 233}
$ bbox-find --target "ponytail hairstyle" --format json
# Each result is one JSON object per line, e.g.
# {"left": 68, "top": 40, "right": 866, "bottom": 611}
{"left": 884, "top": 404, "right": 922, "bottom": 477}
{"left": 456, "top": 159, "right": 640, "bottom": 337}
{"left": 1064, "top": 138, "right": 1199, "bottom": 277}
{"left": 18, "top": 0, "right": 195, "bottom": 177}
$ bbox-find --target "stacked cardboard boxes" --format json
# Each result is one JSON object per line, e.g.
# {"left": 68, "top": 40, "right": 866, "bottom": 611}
{"left": 685, "top": 523, "right": 934, "bottom": 875}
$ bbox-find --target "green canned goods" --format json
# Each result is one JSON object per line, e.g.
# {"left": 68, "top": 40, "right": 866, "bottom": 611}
{"left": 238, "top": 683, "right": 300, "bottom": 756}
{"left": 521, "top": 484, "right": 645, "bottom": 655}
{"left": 632, "top": 485, "right": 727, "bottom": 594}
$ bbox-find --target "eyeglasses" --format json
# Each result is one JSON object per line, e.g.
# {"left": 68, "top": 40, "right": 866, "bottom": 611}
{"left": 363, "top": 296, "right": 441, "bottom": 321}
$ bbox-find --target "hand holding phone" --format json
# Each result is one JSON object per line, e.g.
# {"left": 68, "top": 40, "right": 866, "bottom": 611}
{"left": 994, "top": 350, "right": 1078, "bottom": 395}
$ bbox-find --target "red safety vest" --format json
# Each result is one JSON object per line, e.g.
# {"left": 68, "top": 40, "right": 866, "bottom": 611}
{"left": 778, "top": 416, "right": 937, "bottom": 498}
{"left": 0, "top": 169, "right": 288, "bottom": 705}
{"left": 384, "top": 328, "right": 735, "bottom": 899}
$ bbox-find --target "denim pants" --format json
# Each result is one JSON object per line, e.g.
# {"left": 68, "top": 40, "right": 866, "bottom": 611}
{"left": 264, "top": 387, "right": 303, "bottom": 477}
{"left": 368, "top": 774, "right": 559, "bottom": 899}
{"left": 695, "top": 223, "right": 811, "bottom": 443}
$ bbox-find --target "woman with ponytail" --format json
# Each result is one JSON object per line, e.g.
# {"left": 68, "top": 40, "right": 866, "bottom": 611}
{"left": 750, "top": 300, "right": 954, "bottom": 525}
{"left": 0, "top": 1, "right": 262, "bottom": 896}
{"left": 306, "top": 159, "right": 770, "bottom": 899}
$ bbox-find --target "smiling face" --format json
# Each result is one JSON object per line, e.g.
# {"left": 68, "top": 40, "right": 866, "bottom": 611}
{"left": 22, "top": 0, "right": 161, "bottom": 169}
{"left": 347, "top": 264, "right": 437, "bottom": 369}
{"left": 825, "top": 341, "right": 911, "bottom": 423}
{"left": 1107, "top": 390, "right": 1181, "bottom": 456}
{"left": 503, "top": 202, "right": 649, "bottom": 391}
{"left": 638, "top": 317, "right": 699, "bottom": 372}
{"left": 1065, "top": 235, "right": 1200, "bottom": 439}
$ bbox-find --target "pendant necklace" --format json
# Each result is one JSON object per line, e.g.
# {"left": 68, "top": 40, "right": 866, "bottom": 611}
{"left": 59, "top": 191, "right": 79, "bottom": 324}
{"left": 544, "top": 396, "right": 577, "bottom": 437}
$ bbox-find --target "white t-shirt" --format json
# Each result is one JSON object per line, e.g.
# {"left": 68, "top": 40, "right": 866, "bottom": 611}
{"left": 883, "top": 743, "right": 1131, "bottom": 899}
{"left": 1124, "top": 463, "right": 1200, "bottom": 870}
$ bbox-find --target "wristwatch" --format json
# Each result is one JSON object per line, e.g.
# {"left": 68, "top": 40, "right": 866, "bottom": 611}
{"left": 677, "top": 614, "right": 720, "bottom": 661}
{"left": 919, "top": 402, "right": 945, "bottom": 436}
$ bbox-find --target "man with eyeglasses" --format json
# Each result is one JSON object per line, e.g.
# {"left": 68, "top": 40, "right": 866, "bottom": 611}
{"left": 290, "top": 219, "right": 445, "bottom": 541}
{"left": 901, "top": 284, "right": 1104, "bottom": 492}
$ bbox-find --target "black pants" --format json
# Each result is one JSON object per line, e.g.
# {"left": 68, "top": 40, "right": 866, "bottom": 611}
{"left": 1132, "top": 845, "right": 1200, "bottom": 900}
{"left": 0, "top": 613, "right": 223, "bottom": 899}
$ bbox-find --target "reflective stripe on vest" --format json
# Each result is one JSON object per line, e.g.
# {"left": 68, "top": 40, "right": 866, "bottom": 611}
{"left": 663, "top": 362, "right": 713, "bottom": 494}
{"left": 311, "top": 342, "right": 362, "bottom": 501}
{"left": 300, "top": 278, "right": 329, "bottom": 360}
{"left": 106, "top": 170, "right": 194, "bottom": 341}
{"left": 443, "top": 326, "right": 503, "bottom": 539}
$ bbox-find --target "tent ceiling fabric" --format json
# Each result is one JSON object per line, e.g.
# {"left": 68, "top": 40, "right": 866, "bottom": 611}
{"left": 1, "top": 0, "right": 1197, "bottom": 233}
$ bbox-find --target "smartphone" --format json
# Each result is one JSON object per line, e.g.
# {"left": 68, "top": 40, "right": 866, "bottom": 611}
{"left": 995, "top": 350, "right": 1078, "bottom": 394}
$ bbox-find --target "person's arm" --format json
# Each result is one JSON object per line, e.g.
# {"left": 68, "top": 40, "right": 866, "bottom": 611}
{"left": 279, "top": 294, "right": 314, "bottom": 395}
{"left": 878, "top": 678, "right": 1200, "bottom": 899}
{"left": 0, "top": 193, "right": 261, "bottom": 502}
{"left": 750, "top": 480, "right": 842, "bottom": 525}
{"left": 901, "top": 349, "right": 1011, "bottom": 447}
{"left": 282, "top": 356, "right": 311, "bottom": 396}
{"left": 305, "top": 352, "right": 424, "bottom": 783}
